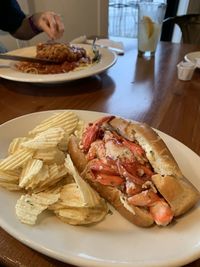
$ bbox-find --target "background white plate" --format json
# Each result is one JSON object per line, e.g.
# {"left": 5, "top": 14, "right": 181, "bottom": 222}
{"left": 0, "top": 45, "right": 117, "bottom": 84}
{"left": 0, "top": 110, "right": 200, "bottom": 267}
{"left": 184, "top": 51, "right": 200, "bottom": 68}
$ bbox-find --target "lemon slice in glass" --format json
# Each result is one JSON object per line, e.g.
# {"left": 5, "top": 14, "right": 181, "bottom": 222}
{"left": 143, "top": 16, "right": 154, "bottom": 39}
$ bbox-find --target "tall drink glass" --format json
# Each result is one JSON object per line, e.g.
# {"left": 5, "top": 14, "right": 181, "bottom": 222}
{"left": 137, "top": 1, "right": 167, "bottom": 57}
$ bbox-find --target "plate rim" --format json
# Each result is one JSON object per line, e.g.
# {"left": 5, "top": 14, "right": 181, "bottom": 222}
{"left": 184, "top": 51, "right": 200, "bottom": 67}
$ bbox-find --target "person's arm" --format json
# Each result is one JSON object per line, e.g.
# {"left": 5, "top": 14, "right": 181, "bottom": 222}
{"left": 0, "top": 0, "right": 26, "bottom": 35}
{"left": 12, "top": 11, "right": 64, "bottom": 40}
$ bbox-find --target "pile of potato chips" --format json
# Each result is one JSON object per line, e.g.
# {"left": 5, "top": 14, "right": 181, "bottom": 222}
{"left": 0, "top": 111, "right": 108, "bottom": 225}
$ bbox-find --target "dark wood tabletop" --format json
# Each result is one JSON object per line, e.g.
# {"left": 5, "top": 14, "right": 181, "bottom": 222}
{"left": 0, "top": 38, "right": 200, "bottom": 267}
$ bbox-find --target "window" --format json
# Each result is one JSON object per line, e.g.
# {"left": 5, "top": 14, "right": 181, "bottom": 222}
{"left": 109, "top": 1, "right": 139, "bottom": 37}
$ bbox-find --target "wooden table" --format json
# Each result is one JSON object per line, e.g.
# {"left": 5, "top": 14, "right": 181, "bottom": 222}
{"left": 0, "top": 38, "right": 199, "bottom": 267}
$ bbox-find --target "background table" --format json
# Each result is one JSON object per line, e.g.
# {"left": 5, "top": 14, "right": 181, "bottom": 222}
{"left": 0, "top": 38, "right": 199, "bottom": 267}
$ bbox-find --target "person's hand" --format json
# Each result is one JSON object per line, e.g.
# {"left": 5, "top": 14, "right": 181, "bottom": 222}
{"left": 32, "top": 11, "right": 64, "bottom": 40}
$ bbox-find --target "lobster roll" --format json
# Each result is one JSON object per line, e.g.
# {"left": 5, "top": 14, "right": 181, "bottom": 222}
{"left": 68, "top": 116, "right": 200, "bottom": 227}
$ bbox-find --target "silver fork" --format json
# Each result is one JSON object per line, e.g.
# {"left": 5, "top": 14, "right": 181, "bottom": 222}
{"left": 92, "top": 37, "right": 101, "bottom": 63}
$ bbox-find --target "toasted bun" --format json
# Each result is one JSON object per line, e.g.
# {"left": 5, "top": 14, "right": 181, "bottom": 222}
{"left": 109, "top": 117, "right": 182, "bottom": 178}
{"left": 67, "top": 135, "right": 87, "bottom": 173}
{"left": 68, "top": 117, "right": 200, "bottom": 227}
{"left": 151, "top": 174, "right": 199, "bottom": 216}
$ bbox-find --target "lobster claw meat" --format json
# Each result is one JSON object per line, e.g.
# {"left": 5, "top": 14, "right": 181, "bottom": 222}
{"left": 81, "top": 116, "right": 114, "bottom": 152}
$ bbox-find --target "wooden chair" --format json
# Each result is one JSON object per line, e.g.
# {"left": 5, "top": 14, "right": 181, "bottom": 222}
{"left": 164, "top": 14, "right": 200, "bottom": 44}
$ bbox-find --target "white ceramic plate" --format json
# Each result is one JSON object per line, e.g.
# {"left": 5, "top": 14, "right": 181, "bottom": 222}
{"left": 0, "top": 45, "right": 117, "bottom": 84}
{"left": 184, "top": 51, "right": 200, "bottom": 68}
{"left": 0, "top": 110, "right": 200, "bottom": 267}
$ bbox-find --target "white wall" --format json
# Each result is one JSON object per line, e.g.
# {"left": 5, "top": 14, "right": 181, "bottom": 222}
{"left": 0, "top": 0, "right": 108, "bottom": 51}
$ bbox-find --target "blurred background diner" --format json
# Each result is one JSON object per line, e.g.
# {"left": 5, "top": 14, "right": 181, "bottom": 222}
{"left": 0, "top": 0, "right": 200, "bottom": 53}
{"left": 0, "top": 0, "right": 200, "bottom": 51}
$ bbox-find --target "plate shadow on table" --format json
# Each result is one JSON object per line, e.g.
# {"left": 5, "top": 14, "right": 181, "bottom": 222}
{"left": 1, "top": 72, "right": 116, "bottom": 97}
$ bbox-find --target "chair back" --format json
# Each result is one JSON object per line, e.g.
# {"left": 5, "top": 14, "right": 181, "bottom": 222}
{"left": 164, "top": 14, "right": 200, "bottom": 44}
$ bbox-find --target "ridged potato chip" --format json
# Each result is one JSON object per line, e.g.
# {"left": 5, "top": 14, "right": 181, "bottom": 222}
{"left": 32, "top": 164, "right": 68, "bottom": 193}
{"left": 8, "top": 137, "right": 30, "bottom": 155}
{"left": 31, "top": 192, "right": 60, "bottom": 206}
{"left": 0, "top": 169, "right": 20, "bottom": 182}
{"left": 0, "top": 181, "right": 21, "bottom": 191}
{"left": 50, "top": 183, "right": 85, "bottom": 210}
{"left": 19, "top": 159, "right": 43, "bottom": 188}
{"left": 0, "top": 111, "right": 109, "bottom": 227}
{"left": 22, "top": 127, "right": 66, "bottom": 149}
{"left": 29, "top": 111, "right": 78, "bottom": 136}
{"left": 0, "top": 149, "right": 33, "bottom": 171}
{"left": 47, "top": 164, "right": 68, "bottom": 182}
{"left": 65, "top": 155, "right": 102, "bottom": 207}
{"left": 33, "top": 176, "right": 68, "bottom": 194}
{"left": 15, "top": 192, "right": 60, "bottom": 225}
{"left": 34, "top": 147, "right": 65, "bottom": 164}
{"left": 48, "top": 163, "right": 59, "bottom": 179}
{"left": 74, "top": 120, "right": 86, "bottom": 139}
{"left": 50, "top": 182, "right": 108, "bottom": 225}
{"left": 43, "top": 180, "right": 65, "bottom": 194}
{"left": 55, "top": 205, "right": 108, "bottom": 225}
{"left": 25, "top": 164, "right": 49, "bottom": 191}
